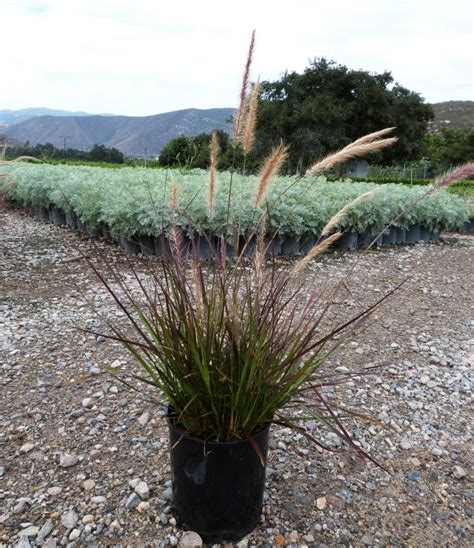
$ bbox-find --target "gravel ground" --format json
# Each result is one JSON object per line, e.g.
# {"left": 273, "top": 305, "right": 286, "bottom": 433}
{"left": 1, "top": 206, "right": 472, "bottom": 548}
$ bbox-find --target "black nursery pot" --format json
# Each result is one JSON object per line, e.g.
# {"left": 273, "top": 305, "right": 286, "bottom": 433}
{"left": 336, "top": 232, "right": 358, "bottom": 250}
{"left": 51, "top": 208, "right": 66, "bottom": 226}
{"left": 167, "top": 416, "right": 271, "bottom": 543}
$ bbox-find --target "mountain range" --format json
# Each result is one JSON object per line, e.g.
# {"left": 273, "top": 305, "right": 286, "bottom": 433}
{"left": 1, "top": 101, "right": 472, "bottom": 157}
{"left": 1, "top": 108, "right": 234, "bottom": 157}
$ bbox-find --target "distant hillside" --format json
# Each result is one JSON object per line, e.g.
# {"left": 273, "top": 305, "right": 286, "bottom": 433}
{"left": 3, "top": 108, "right": 234, "bottom": 156}
{"left": 430, "top": 101, "right": 474, "bottom": 132}
{"left": 0, "top": 107, "right": 114, "bottom": 127}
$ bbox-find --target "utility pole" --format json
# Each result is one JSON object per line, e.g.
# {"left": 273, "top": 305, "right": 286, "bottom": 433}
{"left": 59, "top": 136, "right": 71, "bottom": 162}
{"left": 144, "top": 147, "right": 148, "bottom": 168}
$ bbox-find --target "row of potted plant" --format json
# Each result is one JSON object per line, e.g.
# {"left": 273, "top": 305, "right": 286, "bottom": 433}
{"left": 2, "top": 164, "right": 469, "bottom": 249}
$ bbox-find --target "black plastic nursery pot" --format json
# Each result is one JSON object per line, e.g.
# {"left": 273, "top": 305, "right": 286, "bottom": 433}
{"left": 51, "top": 208, "right": 66, "bottom": 226}
{"left": 65, "top": 211, "right": 78, "bottom": 230}
{"left": 299, "top": 235, "right": 315, "bottom": 254}
{"left": 193, "top": 235, "right": 213, "bottom": 260}
{"left": 419, "top": 226, "right": 431, "bottom": 242}
{"left": 281, "top": 235, "right": 300, "bottom": 255}
{"left": 396, "top": 228, "right": 407, "bottom": 245}
{"left": 430, "top": 230, "right": 440, "bottom": 241}
{"left": 138, "top": 235, "right": 155, "bottom": 256}
{"left": 357, "top": 232, "right": 372, "bottom": 248}
{"left": 167, "top": 415, "right": 271, "bottom": 543}
{"left": 37, "top": 207, "right": 51, "bottom": 222}
{"left": 120, "top": 236, "right": 141, "bottom": 254}
{"left": 86, "top": 225, "right": 103, "bottom": 238}
{"left": 77, "top": 218, "right": 86, "bottom": 233}
{"left": 264, "top": 236, "right": 282, "bottom": 256}
{"left": 382, "top": 227, "right": 397, "bottom": 245}
{"left": 336, "top": 232, "right": 358, "bottom": 250}
{"left": 406, "top": 224, "right": 420, "bottom": 243}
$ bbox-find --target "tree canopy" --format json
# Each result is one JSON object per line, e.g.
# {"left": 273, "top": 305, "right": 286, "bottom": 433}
{"left": 254, "top": 58, "right": 434, "bottom": 171}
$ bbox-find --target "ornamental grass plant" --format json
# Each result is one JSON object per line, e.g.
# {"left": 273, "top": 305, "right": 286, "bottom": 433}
{"left": 79, "top": 33, "right": 474, "bottom": 465}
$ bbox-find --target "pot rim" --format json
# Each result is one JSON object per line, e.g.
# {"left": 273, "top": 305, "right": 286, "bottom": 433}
{"left": 166, "top": 407, "right": 272, "bottom": 447}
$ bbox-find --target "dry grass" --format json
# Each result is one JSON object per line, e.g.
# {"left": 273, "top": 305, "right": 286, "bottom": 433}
{"left": 305, "top": 135, "right": 397, "bottom": 177}
{"left": 254, "top": 143, "right": 288, "bottom": 207}
{"left": 207, "top": 131, "right": 219, "bottom": 215}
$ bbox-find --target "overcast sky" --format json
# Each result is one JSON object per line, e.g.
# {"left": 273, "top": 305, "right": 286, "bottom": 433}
{"left": 2, "top": 0, "right": 473, "bottom": 116}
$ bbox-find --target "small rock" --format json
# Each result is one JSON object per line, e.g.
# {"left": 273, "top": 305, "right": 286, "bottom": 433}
{"left": 13, "top": 498, "right": 31, "bottom": 514}
{"left": 83, "top": 479, "right": 96, "bottom": 491}
{"left": 91, "top": 495, "right": 107, "bottom": 504}
{"left": 125, "top": 493, "right": 141, "bottom": 509}
{"left": 408, "top": 470, "right": 421, "bottom": 482}
{"left": 431, "top": 447, "right": 443, "bottom": 457}
{"left": 304, "top": 534, "right": 315, "bottom": 543}
{"left": 137, "top": 501, "right": 150, "bottom": 513}
{"left": 362, "top": 533, "right": 373, "bottom": 545}
{"left": 316, "top": 496, "right": 327, "bottom": 510}
{"left": 38, "top": 519, "right": 54, "bottom": 540}
{"left": 109, "top": 519, "right": 121, "bottom": 531}
{"left": 20, "top": 443, "right": 35, "bottom": 454}
{"left": 69, "top": 528, "right": 81, "bottom": 541}
{"left": 134, "top": 480, "right": 150, "bottom": 500}
{"left": 21, "top": 525, "right": 40, "bottom": 537}
{"left": 275, "top": 534, "right": 286, "bottom": 545}
{"left": 288, "top": 530, "right": 299, "bottom": 543}
{"left": 179, "top": 531, "right": 203, "bottom": 548}
{"left": 169, "top": 536, "right": 178, "bottom": 546}
{"left": 82, "top": 514, "right": 95, "bottom": 524}
{"left": 453, "top": 465, "right": 466, "bottom": 479}
{"left": 43, "top": 539, "right": 57, "bottom": 548}
{"left": 59, "top": 454, "right": 78, "bottom": 468}
{"left": 159, "top": 512, "right": 169, "bottom": 525}
{"left": 138, "top": 412, "right": 150, "bottom": 426}
{"left": 61, "top": 510, "right": 79, "bottom": 529}
{"left": 47, "top": 486, "right": 62, "bottom": 496}
{"left": 399, "top": 439, "right": 412, "bottom": 450}
{"left": 82, "top": 397, "right": 94, "bottom": 408}
{"left": 163, "top": 486, "right": 173, "bottom": 500}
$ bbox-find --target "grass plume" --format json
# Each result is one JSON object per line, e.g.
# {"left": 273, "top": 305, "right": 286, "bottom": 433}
{"left": 305, "top": 135, "right": 397, "bottom": 177}
{"left": 207, "top": 131, "right": 219, "bottom": 215}
{"left": 254, "top": 143, "right": 288, "bottom": 207}
{"left": 233, "top": 30, "right": 256, "bottom": 143}
{"left": 242, "top": 78, "right": 260, "bottom": 154}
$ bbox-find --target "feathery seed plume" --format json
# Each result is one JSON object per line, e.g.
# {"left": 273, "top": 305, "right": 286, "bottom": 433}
{"left": 305, "top": 134, "right": 397, "bottom": 178}
{"left": 242, "top": 78, "right": 260, "bottom": 154}
{"left": 207, "top": 131, "right": 219, "bottom": 215}
{"left": 254, "top": 143, "right": 288, "bottom": 207}
{"left": 431, "top": 162, "right": 474, "bottom": 190}
{"left": 346, "top": 127, "right": 396, "bottom": 149}
{"left": 293, "top": 232, "right": 343, "bottom": 273}
{"left": 233, "top": 30, "right": 256, "bottom": 142}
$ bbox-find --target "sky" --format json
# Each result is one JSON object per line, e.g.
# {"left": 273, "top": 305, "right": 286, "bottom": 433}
{"left": 2, "top": 0, "right": 473, "bottom": 116}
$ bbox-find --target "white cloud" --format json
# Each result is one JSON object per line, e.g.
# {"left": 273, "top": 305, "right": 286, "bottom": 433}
{"left": 2, "top": 0, "right": 472, "bottom": 115}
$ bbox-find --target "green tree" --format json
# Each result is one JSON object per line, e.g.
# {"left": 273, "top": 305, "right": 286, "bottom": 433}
{"left": 255, "top": 58, "right": 434, "bottom": 172}
{"left": 424, "top": 128, "right": 474, "bottom": 169}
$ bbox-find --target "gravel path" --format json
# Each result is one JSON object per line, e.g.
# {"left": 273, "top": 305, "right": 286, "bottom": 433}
{"left": 1, "top": 206, "right": 472, "bottom": 548}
